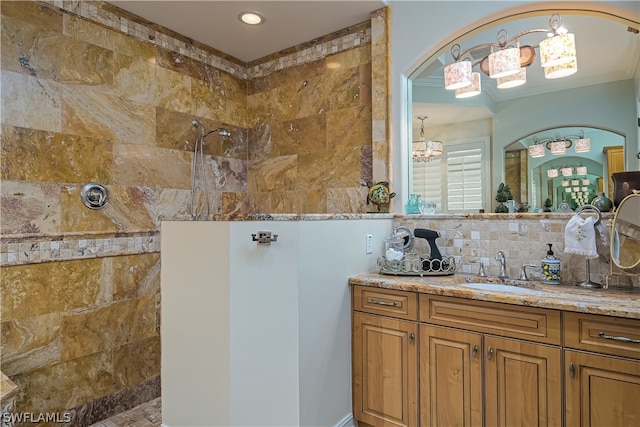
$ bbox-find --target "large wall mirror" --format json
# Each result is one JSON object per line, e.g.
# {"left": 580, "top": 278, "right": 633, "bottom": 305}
{"left": 409, "top": 11, "right": 639, "bottom": 214}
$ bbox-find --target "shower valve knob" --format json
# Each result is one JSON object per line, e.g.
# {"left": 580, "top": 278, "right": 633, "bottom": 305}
{"left": 252, "top": 231, "right": 278, "bottom": 246}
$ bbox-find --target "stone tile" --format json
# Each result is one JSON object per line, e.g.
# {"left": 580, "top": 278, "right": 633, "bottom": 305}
{"left": 112, "top": 336, "right": 160, "bottom": 389}
{"left": 326, "top": 104, "right": 372, "bottom": 150}
{"left": 110, "top": 253, "right": 160, "bottom": 301}
{"left": 272, "top": 115, "right": 327, "bottom": 156}
{"left": 1, "top": 259, "right": 104, "bottom": 321}
{"left": 112, "top": 143, "right": 191, "bottom": 189}
{"left": 0, "top": 181, "right": 62, "bottom": 235}
{"left": 62, "top": 84, "right": 156, "bottom": 145}
{"left": 1, "top": 125, "right": 113, "bottom": 183}
{"left": 0, "top": 312, "right": 62, "bottom": 376}
{"left": 298, "top": 146, "right": 361, "bottom": 189}
{"left": 60, "top": 295, "right": 157, "bottom": 361}
{"left": 248, "top": 155, "right": 298, "bottom": 193}
{"left": 63, "top": 15, "right": 155, "bottom": 62}
{"left": 11, "top": 351, "right": 116, "bottom": 414}
{"left": 0, "top": 1, "right": 62, "bottom": 33}
{"left": 60, "top": 185, "right": 157, "bottom": 234}
{"left": 207, "top": 156, "right": 248, "bottom": 193}
{"left": 0, "top": 71, "right": 62, "bottom": 132}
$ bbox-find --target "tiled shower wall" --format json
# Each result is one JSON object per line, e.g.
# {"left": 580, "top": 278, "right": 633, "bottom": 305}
{"left": 0, "top": 1, "right": 388, "bottom": 424}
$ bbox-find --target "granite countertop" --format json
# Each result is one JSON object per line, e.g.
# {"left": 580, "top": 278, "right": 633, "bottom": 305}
{"left": 348, "top": 272, "right": 640, "bottom": 319}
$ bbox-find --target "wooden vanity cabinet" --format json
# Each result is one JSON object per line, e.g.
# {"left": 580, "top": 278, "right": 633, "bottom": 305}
{"left": 352, "top": 286, "right": 418, "bottom": 427}
{"left": 419, "top": 295, "right": 562, "bottom": 427}
{"left": 564, "top": 312, "right": 640, "bottom": 427}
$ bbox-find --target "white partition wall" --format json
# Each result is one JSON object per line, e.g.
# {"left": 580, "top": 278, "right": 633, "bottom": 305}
{"left": 161, "top": 219, "right": 392, "bottom": 427}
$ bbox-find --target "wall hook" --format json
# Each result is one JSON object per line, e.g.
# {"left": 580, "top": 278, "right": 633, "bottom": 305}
{"left": 251, "top": 231, "right": 278, "bottom": 246}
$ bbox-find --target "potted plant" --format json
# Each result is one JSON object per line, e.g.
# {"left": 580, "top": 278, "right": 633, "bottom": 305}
{"left": 543, "top": 198, "right": 553, "bottom": 212}
{"left": 495, "top": 183, "right": 512, "bottom": 213}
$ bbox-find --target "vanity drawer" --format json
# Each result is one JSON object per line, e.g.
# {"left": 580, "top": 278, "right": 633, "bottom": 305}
{"left": 419, "top": 295, "right": 561, "bottom": 345}
{"left": 352, "top": 286, "right": 418, "bottom": 320}
{"left": 564, "top": 312, "right": 640, "bottom": 359}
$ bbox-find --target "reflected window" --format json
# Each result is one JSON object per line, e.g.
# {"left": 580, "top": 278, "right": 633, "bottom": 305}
{"left": 412, "top": 138, "right": 489, "bottom": 213}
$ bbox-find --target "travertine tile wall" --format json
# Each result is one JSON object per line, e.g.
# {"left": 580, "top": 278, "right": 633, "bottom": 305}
{"left": 0, "top": 1, "right": 386, "bottom": 424}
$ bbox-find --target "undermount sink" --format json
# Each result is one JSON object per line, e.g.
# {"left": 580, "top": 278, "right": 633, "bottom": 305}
{"left": 460, "top": 283, "right": 540, "bottom": 294}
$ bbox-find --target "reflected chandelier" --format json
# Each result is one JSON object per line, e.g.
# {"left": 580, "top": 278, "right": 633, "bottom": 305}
{"left": 444, "top": 14, "right": 577, "bottom": 98}
{"left": 413, "top": 116, "right": 443, "bottom": 162}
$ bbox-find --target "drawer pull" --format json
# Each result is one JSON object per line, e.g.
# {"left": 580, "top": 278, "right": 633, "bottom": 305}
{"left": 472, "top": 345, "right": 478, "bottom": 358}
{"left": 598, "top": 331, "right": 640, "bottom": 344}
{"left": 487, "top": 346, "right": 493, "bottom": 360}
{"left": 370, "top": 299, "right": 398, "bottom": 307}
{"left": 409, "top": 332, "right": 415, "bottom": 344}
{"left": 569, "top": 362, "right": 575, "bottom": 379}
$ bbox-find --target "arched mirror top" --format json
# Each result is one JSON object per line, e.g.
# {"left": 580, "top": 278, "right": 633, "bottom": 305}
{"left": 611, "top": 192, "right": 640, "bottom": 271}
{"left": 407, "top": 7, "right": 639, "bottom": 214}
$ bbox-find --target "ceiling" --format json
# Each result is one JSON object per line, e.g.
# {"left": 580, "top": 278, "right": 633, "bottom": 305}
{"left": 412, "top": 14, "right": 640, "bottom": 129}
{"left": 108, "top": 0, "right": 387, "bottom": 63}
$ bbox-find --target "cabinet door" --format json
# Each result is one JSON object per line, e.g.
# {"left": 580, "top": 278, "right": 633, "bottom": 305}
{"left": 566, "top": 350, "right": 640, "bottom": 427}
{"left": 352, "top": 312, "right": 418, "bottom": 427}
{"left": 420, "top": 325, "right": 483, "bottom": 427}
{"left": 484, "top": 336, "right": 562, "bottom": 427}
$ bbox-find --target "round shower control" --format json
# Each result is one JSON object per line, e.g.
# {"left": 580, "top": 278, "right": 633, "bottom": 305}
{"left": 81, "top": 183, "right": 109, "bottom": 209}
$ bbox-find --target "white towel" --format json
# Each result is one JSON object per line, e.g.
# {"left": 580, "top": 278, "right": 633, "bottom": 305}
{"left": 564, "top": 214, "right": 598, "bottom": 258}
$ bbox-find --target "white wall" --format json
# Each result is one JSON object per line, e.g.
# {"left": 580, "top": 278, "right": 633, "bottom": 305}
{"left": 390, "top": 0, "right": 640, "bottom": 211}
{"left": 161, "top": 219, "right": 392, "bottom": 427}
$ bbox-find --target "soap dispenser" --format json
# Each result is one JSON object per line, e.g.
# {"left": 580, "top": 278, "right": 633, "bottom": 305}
{"left": 541, "top": 243, "right": 561, "bottom": 284}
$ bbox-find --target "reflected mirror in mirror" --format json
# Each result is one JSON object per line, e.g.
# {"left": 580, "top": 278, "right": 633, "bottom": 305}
{"left": 409, "top": 12, "right": 638, "bottom": 214}
{"left": 504, "top": 127, "right": 625, "bottom": 212}
{"left": 611, "top": 193, "right": 640, "bottom": 271}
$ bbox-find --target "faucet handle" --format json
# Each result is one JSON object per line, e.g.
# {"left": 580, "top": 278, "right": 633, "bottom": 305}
{"left": 470, "top": 261, "right": 487, "bottom": 277}
{"left": 519, "top": 264, "right": 539, "bottom": 281}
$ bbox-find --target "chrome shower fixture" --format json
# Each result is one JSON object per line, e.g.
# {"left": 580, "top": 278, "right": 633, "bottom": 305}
{"left": 191, "top": 119, "right": 231, "bottom": 137}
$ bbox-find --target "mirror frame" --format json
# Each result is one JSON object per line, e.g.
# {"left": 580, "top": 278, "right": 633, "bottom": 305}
{"left": 610, "top": 192, "right": 640, "bottom": 271}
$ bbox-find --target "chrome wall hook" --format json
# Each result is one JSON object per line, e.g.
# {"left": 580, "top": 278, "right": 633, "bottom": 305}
{"left": 252, "top": 231, "right": 278, "bottom": 246}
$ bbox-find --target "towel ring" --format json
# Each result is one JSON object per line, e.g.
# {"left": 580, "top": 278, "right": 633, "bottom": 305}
{"left": 575, "top": 204, "right": 601, "bottom": 225}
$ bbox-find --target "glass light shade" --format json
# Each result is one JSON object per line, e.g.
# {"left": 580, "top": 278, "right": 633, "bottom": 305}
{"left": 561, "top": 180, "right": 570, "bottom": 187}
{"left": 444, "top": 61, "right": 472, "bottom": 90}
{"left": 455, "top": 72, "right": 481, "bottom": 98}
{"left": 488, "top": 47, "right": 520, "bottom": 78}
{"left": 562, "top": 167, "right": 573, "bottom": 176}
{"left": 540, "top": 33, "right": 576, "bottom": 67}
{"left": 581, "top": 187, "right": 588, "bottom": 192}
{"left": 582, "top": 179, "right": 590, "bottom": 185}
{"left": 547, "top": 169, "right": 559, "bottom": 178}
{"left": 528, "top": 144, "right": 545, "bottom": 158}
{"left": 496, "top": 67, "right": 526, "bottom": 89}
{"left": 550, "top": 140, "right": 567, "bottom": 155}
{"left": 565, "top": 187, "right": 571, "bottom": 192}
{"left": 571, "top": 179, "right": 581, "bottom": 186}
{"left": 576, "top": 166, "right": 587, "bottom": 175}
{"left": 574, "top": 138, "right": 590, "bottom": 153}
{"left": 427, "top": 140, "right": 443, "bottom": 156}
{"left": 573, "top": 187, "right": 580, "bottom": 192}
{"left": 544, "top": 59, "right": 577, "bottom": 79}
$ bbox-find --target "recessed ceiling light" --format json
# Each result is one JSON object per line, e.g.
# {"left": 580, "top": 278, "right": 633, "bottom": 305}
{"left": 239, "top": 11, "right": 265, "bottom": 25}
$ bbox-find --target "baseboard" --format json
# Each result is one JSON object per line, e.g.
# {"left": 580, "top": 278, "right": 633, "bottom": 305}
{"left": 335, "top": 412, "right": 356, "bottom": 427}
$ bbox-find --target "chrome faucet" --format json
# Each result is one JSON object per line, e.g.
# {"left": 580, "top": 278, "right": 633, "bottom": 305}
{"left": 470, "top": 260, "right": 486, "bottom": 277}
{"left": 495, "top": 251, "right": 508, "bottom": 279}
{"left": 519, "top": 264, "right": 539, "bottom": 281}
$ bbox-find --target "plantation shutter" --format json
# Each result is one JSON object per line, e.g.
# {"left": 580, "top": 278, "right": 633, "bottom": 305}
{"left": 411, "top": 137, "right": 488, "bottom": 213}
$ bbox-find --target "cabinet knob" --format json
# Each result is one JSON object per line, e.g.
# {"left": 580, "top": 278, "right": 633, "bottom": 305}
{"left": 487, "top": 346, "right": 494, "bottom": 360}
{"left": 409, "top": 332, "right": 415, "bottom": 344}
{"left": 472, "top": 345, "right": 478, "bottom": 358}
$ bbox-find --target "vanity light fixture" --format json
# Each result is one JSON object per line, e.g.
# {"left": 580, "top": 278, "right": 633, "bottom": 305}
{"left": 547, "top": 168, "right": 559, "bottom": 178}
{"left": 576, "top": 166, "right": 588, "bottom": 175}
{"left": 550, "top": 139, "right": 567, "bottom": 155}
{"left": 562, "top": 166, "right": 574, "bottom": 177}
{"left": 528, "top": 129, "right": 590, "bottom": 158}
{"left": 413, "top": 116, "right": 443, "bottom": 162}
{"left": 528, "top": 138, "right": 545, "bottom": 158}
{"left": 239, "top": 11, "right": 265, "bottom": 25}
{"left": 444, "top": 14, "right": 577, "bottom": 97}
{"left": 574, "top": 131, "right": 591, "bottom": 153}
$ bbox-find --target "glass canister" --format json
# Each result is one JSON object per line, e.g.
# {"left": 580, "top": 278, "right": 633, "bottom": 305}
{"left": 384, "top": 234, "right": 405, "bottom": 261}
